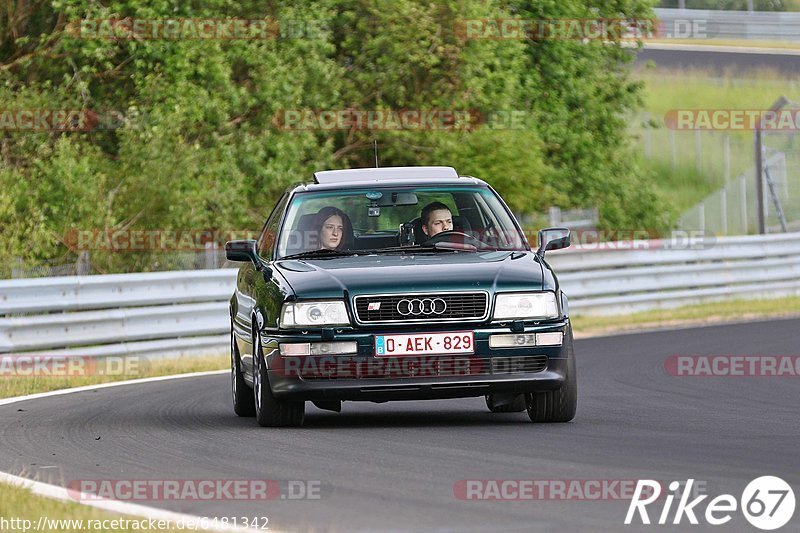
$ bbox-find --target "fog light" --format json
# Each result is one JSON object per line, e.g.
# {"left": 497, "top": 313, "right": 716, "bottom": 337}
{"left": 536, "top": 332, "right": 563, "bottom": 346}
{"left": 489, "top": 334, "right": 536, "bottom": 348}
{"left": 280, "top": 343, "right": 311, "bottom": 356}
{"left": 310, "top": 341, "right": 358, "bottom": 355}
{"left": 280, "top": 342, "right": 358, "bottom": 356}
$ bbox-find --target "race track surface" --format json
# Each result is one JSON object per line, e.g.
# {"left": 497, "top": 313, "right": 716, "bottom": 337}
{"left": 1, "top": 318, "right": 798, "bottom": 532}
{"left": 635, "top": 46, "right": 800, "bottom": 74}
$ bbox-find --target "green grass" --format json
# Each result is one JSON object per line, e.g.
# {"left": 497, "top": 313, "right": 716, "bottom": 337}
{"left": 0, "top": 354, "right": 227, "bottom": 400}
{"left": 633, "top": 68, "right": 800, "bottom": 218}
{"left": 572, "top": 296, "right": 800, "bottom": 337}
{"left": 646, "top": 158, "right": 724, "bottom": 213}
{"left": 0, "top": 482, "right": 189, "bottom": 532}
{"left": 636, "top": 68, "right": 800, "bottom": 116}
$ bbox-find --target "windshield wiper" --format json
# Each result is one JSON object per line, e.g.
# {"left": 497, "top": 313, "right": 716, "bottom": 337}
{"left": 363, "top": 243, "right": 477, "bottom": 254}
{"left": 280, "top": 249, "right": 360, "bottom": 260}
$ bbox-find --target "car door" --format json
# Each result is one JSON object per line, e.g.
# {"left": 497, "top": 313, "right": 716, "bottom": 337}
{"left": 236, "top": 193, "right": 289, "bottom": 375}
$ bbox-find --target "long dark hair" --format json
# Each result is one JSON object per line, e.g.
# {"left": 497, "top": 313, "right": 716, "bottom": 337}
{"left": 312, "top": 206, "right": 353, "bottom": 250}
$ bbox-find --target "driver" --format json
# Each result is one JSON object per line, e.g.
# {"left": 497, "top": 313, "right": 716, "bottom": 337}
{"left": 421, "top": 201, "right": 453, "bottom": 239}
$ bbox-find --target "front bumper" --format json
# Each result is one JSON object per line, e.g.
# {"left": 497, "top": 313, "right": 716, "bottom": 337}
{"left": 261, "top": 321, "right": 571, "bottom": 402}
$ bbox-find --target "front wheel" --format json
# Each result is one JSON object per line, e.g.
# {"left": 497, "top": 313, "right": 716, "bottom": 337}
{"left": 231, "top": 328, "right": 255, "bottom": 417}
{"left": 526, "top": 326, "right": 577, "bottom": 423}
{"left": 253, "top": 329, "right": 305, "bottom": 427}
{"left": 485, "top": 394, "right": 527, "bottom": 413}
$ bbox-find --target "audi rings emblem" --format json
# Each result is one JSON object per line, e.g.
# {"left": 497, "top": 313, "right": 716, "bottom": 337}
{"left": 396, "top": 297, "right": 447, "bottom": 316}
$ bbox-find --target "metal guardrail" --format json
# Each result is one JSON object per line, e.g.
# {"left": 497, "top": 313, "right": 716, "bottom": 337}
{"left": 654, "top": 8, "right": 800, "bottom": 41}
{"left": 548, "top": 231, "right": 800, "bottom": 315}
{"left": 1, "top": 231, "right": 798, "bottom": 357}
{"left": 0, "top": 270, "right": 237, "bottom": 358}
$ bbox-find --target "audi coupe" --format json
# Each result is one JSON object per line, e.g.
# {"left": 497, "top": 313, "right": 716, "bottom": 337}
{"left": 226, "top": 166, "right": 575, "bottom": 427}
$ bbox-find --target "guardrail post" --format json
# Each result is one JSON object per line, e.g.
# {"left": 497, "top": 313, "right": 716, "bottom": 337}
{"left": 699, "top": 202, "right": 705, "bottom": 233}
{"left": 204, "top": 242, "right": 219, "bottom": 270}
{"left": 695, "top": 130, "right": 702, "bottom": 173}
{"left": 77, "top": 252, "right": 90, "bottom": 276}
{"left": 720, "top": 189, "right": 727, "bottom": 236}
{"left": 670, "top": 130, "right": 677, "bottom": 170}
{"left": 739, "top": 174, "right": 748, "bottom": 234}
{"left": 724, "top": 134, "right": 730, "bottom": 183}
{"left": 755, "top": 129, "right": 766, "bottom": 234}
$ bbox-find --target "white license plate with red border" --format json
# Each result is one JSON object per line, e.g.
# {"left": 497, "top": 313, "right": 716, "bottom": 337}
{"left": 374, "top": 332, "right": 475, "bottom": 357}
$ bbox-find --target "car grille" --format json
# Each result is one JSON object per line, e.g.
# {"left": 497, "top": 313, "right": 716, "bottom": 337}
{"left": 353, "top": 292, "right": 489, "bottom": 324}
{"left": 298, "top": 355, "right": 547, "bottom": 380}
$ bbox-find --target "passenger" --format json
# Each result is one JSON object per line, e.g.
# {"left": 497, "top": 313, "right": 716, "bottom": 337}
{"left": 312, "top": 206, "right": 353, "bottom": 250}
{"left": 420, "top": 201, "right": 453, "bottom": 239}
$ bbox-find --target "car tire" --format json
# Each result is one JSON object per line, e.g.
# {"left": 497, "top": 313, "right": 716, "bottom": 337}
{"left": 253, "top": 328, "right": 305, "bottom": 427}
{"left": 231, "top": 327, "right": 255, "bottom": 417}
{"left": 485, "top": 394, "right": 527, "bottom": 413}
{"left": 526, "top": 326, "right": 577, "bottom": 423}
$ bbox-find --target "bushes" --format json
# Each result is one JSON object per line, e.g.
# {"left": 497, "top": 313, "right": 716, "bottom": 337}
{"left": 0, "top": 0, "right": 666, "bottom": 272}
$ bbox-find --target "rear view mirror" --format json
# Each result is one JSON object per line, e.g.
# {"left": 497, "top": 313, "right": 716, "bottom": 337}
{"left": 377, "top": 192, "right": 418, "bottom": 207}
{"left": 536, "top": 228, "right": 570, "bottom": 257}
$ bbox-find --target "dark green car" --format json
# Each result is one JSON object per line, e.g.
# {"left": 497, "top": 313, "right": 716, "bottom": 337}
{"left": 226, "top": 166, "right": 575, "bottom": 427}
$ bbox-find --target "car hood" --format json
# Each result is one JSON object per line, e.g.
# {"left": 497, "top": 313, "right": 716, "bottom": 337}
{"left": 274, "top": 251, "right": 544, "bottom": 299}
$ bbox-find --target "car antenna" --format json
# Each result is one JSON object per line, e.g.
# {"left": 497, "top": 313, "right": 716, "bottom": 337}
{"left": 373, "top": 139, "right": 379, "bottom": 167}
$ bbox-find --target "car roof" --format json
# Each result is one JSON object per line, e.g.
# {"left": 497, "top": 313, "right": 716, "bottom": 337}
{"left": 288, "top": 166, "right": 488, "bottom": 193}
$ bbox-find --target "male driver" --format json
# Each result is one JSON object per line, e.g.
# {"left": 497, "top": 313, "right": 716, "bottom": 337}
{"left": 421, "top": 201, "right": 453, "bottom": 239}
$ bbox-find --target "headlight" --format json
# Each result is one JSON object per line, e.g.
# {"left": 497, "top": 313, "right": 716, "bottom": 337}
{"left": 280, "top": 301, "right": 350, "bottom": 328}
{"left": 493, "top": 292, "right": 559, "bottom": 320}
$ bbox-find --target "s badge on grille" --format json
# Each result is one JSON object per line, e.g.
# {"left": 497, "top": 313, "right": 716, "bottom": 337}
{"left": 367, "top": 302, "right": 381, "bottom": 311}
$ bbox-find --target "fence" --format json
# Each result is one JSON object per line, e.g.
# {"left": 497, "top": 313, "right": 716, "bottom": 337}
{"left": 1, "top": 232, "right": 799, "bottom": 358}
{"left": 654, "top": 7, "right": 800, "bottom": 41}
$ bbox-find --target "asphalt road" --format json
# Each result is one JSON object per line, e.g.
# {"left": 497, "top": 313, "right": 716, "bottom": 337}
{"left": 1, "top": 318, "right": 799, "bottom": 532}
{"left": 635, "top": 46, "right": 800, "bottom": 74}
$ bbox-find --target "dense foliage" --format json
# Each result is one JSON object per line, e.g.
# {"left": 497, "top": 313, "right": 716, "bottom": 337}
{"left": 0, "top": 0, "right": 667, "bottom": 273}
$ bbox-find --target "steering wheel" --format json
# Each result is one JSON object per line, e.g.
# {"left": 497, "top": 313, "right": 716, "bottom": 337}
{"left": 424, "top": 230, "right": 485, "bottom": 248}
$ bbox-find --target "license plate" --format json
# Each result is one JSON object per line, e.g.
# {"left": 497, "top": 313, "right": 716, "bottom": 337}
{"left": 374, "top": 332, "right": 474, "bottom": 356}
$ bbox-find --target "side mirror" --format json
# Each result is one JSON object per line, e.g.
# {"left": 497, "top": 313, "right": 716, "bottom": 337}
{"left": 536, "top": 227, "right": 570, "bottom": 257}
{"left": 226, "top": 240, "right": 272, "bottom": 278}
{"left": 227, "top": 238, "right": 265, "bottom": 263}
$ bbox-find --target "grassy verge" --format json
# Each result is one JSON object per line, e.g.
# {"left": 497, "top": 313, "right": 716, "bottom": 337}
{"left": 632, "top": 68, "right": 800, "bottom": 216}
{"left": 572, "top": 296, "right": 800, "bottom": 337}
{"left": 635, "top": 68, "right": 800, "bottom": 115}
{"left": 1, "top": 354, "right": 229, "bottom": 532}
{"left": 0, "top": 354, "right": 228, "bottom": 400}
{"left": 0, "top": 482, "right": 193, "bottom": 533}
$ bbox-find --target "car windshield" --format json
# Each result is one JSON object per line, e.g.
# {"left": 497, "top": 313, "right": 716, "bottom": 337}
{"left": 276, "top": 186, "right": 528, "bottom": 259}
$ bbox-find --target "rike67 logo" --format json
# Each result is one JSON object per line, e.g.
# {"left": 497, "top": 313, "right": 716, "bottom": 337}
{"left": 626, "top": 477, "right": 795, "bottom": 530}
